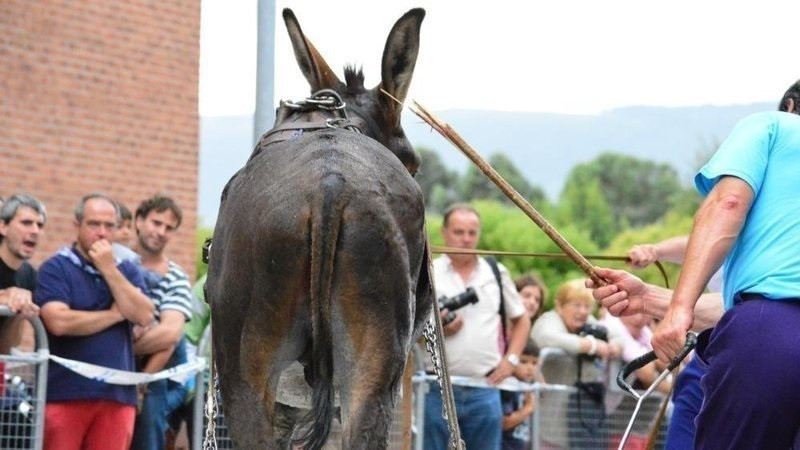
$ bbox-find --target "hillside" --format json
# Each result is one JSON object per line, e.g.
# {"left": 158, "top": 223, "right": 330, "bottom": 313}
{"left": 199, "top": 103, "right": 771, "bottom": 224}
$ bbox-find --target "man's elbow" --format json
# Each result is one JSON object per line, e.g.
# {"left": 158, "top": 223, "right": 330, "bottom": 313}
{"left": 717, "top": 193, "right": 750, "bottom": 214}
{"left": 42, "top": 318, "right": 69, "bottom": 337}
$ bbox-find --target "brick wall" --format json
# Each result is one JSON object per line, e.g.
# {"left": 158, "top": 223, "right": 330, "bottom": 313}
{"left": 0, "top": 0, "right": 200, "bottom": 279}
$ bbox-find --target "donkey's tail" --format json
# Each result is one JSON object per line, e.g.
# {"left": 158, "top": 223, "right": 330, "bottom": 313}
{"left": 292, "top": 173, "right": 344, "bottom": 450}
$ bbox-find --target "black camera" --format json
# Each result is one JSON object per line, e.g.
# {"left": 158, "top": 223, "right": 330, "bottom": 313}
{"left": 578, "top": 323, "right": 608, "bottom": 342}
{"left": 438, "top": 287, "right": 479, "bottom": 325}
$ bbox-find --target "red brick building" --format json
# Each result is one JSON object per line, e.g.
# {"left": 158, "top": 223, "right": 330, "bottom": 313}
{"left": 0, "top": 0, "right": 201, "bottom": 279}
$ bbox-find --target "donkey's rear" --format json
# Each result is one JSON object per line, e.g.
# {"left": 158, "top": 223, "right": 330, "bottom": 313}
{"left": 206, "top": 8, "right": 433, "bottom": 449}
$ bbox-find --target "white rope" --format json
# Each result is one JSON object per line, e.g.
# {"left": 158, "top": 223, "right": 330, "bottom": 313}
{"left": 48, "top": 353, "right": 206, "bottom": 385}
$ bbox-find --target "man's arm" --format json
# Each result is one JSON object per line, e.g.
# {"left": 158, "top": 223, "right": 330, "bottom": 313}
{"left": 589, "top": 267, "right": 724, "bottom": 331}
{"left": 133, "top": 310, "right": 186, "bottom": 355}
{"left": 140, "top": 346, "right": 176, "bottom": 374}
{"left": 488, "top": 313, "right": 531, "bottom": 385}
{"left": 653, "top": 176, "right": 753, "bottom": 362}
{"left": 40, "top": 301, "right": 125, "bottom": 336}
{"left": 90, "top": 240, "right": 154, "bottom": 326}
{"left": 628, "top": 235, "right": 690, "bottom": 268}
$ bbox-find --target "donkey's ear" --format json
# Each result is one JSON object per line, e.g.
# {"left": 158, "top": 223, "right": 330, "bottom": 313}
{"left": 283, "top": 8, "right": 343, "bottom": 92}
{"left": 378, "top": 8, "right": 425, "bottom": 126}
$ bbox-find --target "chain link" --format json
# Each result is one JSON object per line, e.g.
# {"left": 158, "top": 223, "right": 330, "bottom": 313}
{"left": 202, "top": 370, "right": 219, "bottom": 450}
{"left": 422, "top": 315, "right": 465, "bottom": 450}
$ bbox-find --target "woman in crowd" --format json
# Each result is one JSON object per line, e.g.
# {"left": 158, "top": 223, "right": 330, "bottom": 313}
{"left": 531, "top": 279, "right": 623, "bottom": 449}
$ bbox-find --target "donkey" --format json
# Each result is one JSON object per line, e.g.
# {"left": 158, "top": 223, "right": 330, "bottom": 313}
{"left": 206, "top": 8, "right": 434, "bottom": 449}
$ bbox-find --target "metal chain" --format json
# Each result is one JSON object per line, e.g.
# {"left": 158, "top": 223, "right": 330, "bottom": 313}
{"left": 202, "top": 368, "right": 219, "bottom": 450}
{"left": 203, "top": 318, "right": 218, "bottom": 450}
{"left": 422, "top": 314, "right": 465, "bottom": 450}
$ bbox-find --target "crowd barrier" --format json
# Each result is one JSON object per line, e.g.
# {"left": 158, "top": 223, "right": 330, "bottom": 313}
{"left": 0, "top": 307, "right": 49, "bottom": 450}
{"left": 0, "top": 315, "right": 669, "bottom": 450}
{"left": 192, "top": 346, "right": 669, "bottom": 449}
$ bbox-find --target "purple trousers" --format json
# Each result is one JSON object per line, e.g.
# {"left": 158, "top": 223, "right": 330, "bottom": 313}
{"left": 694, "top": 294, "right": 800, "bottom": 449}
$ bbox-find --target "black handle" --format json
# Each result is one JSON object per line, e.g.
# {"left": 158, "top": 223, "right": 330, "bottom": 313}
{"left": 616, "top": 332, "right": 697, "bottom": 391}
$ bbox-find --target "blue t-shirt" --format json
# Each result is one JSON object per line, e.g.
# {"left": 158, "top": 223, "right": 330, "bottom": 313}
{"left": 695, "top": 111, "right": 800, "bottom": 309}
{"left": 34, "top": 246, "right": 147, "bottom": 405}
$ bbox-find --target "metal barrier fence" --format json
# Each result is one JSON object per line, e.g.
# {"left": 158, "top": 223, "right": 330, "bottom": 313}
{"left": 192, "top": 346, "right": 670, "bottom": 449}
{"left": 410, "top": 346, "right": 669, "bottom": 450}
{"left": 0, "top": 308, "right": 49, "bottom": 450}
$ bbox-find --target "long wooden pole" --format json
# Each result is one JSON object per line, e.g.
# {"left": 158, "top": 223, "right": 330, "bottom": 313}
{"left": 408, "top": 100, "right": 607, "bottom": 287}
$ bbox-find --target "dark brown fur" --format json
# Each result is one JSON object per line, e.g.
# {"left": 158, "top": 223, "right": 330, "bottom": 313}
{"left": 206, "top": 8, "right": 433, "bottom": 449}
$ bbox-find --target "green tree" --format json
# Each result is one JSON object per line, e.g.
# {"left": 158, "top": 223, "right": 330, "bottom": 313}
{"left": 415, "top": 146, "right": 458, "bottom": 213}
{"left": 558, "top": 177, "right": 616, "bottom": 247}
{"left": 559, "top": 152, "right": 683, "bottom": 246}
{"left": 459, "top": 153, "right": 547, "bottom": 207}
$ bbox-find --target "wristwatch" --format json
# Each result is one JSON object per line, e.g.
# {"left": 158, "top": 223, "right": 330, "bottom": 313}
{"left": 506, "top": 353, "right": 520, "bottom": 367}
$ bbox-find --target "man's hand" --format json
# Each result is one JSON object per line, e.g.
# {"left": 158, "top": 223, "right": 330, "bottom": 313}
{"left": 651, "top": 303, "right": 694, "bottom": 364}
{"left": 586, "top": 267, "right": 648, "bottom": 317}
{"left": 88, "top": 240, "right": 116, "bottom": 273}
{"left": 487, "top": 358, "right": 514, "bottom": 385}
{"left": 627, "top": 244, "right": 659, "bottom": 269}
{"left": 0, "top": 287, "right": 40, "bottom": 318}
{"left": 440, "top": 310, "right": 463, "bottom": 336}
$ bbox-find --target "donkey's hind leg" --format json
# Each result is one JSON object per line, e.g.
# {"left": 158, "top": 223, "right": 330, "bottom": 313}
{"left": 338, "top": 353, "right": 407, "bottom": 449}
{"left": 214, "top": 317, "right": 285, "bottom": 449}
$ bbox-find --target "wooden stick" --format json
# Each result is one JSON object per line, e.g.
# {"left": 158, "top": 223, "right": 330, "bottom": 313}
{"left": 409, "top": 100, "right": 606, "bottom": 287}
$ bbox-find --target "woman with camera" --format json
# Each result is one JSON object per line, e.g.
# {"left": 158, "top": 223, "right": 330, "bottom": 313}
{"left": 531, "top": 279, "right": 622, "bottom": 449}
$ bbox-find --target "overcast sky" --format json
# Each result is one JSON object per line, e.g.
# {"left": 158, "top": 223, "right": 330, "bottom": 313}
{"left": 199, "top": 0, "right": 800, "bottom": 117}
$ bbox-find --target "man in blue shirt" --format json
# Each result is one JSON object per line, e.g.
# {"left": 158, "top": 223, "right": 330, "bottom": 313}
{"left": 652, "top": 79, "right": 800, "bottom": 448}
{"left": 35, "top": 193, "right": 155, "bottom": 450}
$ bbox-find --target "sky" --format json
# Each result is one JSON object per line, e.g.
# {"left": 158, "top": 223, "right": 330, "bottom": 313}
{"left": 199, "top": 0, "right": 800, "bottom": 117}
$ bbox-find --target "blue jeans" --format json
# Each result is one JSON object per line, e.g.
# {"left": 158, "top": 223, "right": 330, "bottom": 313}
{"left": 131, "top": 338, "right": 190, "bottom": 450}
{"left": 424, "top": 382, "right": 502, "bottom": 450}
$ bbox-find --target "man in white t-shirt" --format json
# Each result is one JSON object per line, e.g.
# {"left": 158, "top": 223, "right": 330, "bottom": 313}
{"left": 423, "top": 203, "right": 530, "bottom": 450}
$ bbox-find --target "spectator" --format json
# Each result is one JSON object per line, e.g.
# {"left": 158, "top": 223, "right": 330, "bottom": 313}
{"left": 0, "top": 194, "right": 45, "bottom": 448}
{"left": 35, "top": 193, "right": 154, "bottom": 450}
{"left": 651, "top": 80, "right": 800, "bottom": 448}
{"left": 130, "top": 195, "right": 193, "bottom": 450}
{"left": 515, "top": 272, "right": 547, "bottom": 323}
{"left": 111, "top": 201, "right": 138, "bottom": 263}
{"left": 500, "top": 341, "right": 538, "bottom": 450}
{"left": 424, "top": 203, "right": 530, "bottom": 450}
{"left": 497, "top": 273, "right": 546, "bottom": 450}
{"left": 0, "top": 194, "right": 45, "bottom": 349}
{"left": 531, "top": 279, "right": 622, "bottom": 449}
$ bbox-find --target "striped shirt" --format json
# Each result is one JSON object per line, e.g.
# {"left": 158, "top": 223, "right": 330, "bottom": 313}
{"left": 147, "top": 261, "right": 193, "bottom": 320}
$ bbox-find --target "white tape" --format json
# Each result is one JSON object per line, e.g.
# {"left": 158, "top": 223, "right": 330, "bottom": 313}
{"left": 48, "top": 354, "right": 207, "bottom": 386}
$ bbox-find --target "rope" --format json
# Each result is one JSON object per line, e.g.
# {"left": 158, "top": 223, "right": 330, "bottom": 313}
{"left": 430, "top": 246, "right": 671, "bottom": 289}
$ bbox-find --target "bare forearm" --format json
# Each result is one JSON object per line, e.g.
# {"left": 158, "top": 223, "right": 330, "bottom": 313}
{"left": 141, "top": 347, "right": 175, "bottom": 373}
{"left": 100, "top": 267, "right": 154, "bottom": 326}
{"left": 673, "top": 178, "right": 752, "bottom": 310}
{"left": 134, "top": 311, "right": 185, "bottom": 355}
{"left": 43, "top": 309, "right": 123, "bottom": 336}
{"left": 0, "top": 317, "right": 24, "bottom": 352}
{"left": 506, "top": 315, "right": 531, "bottom": 357}
{"left": 134, "top": 325, "right": 182, "bottom": 354}
{"left": 502, "top": 408, "right": 533, "bottom": 431}
{"left": 654, "top": 236, "right": 690, "bottom": 264}
{"left": 642, "top": 285, "right": 723, "bottom": 330}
